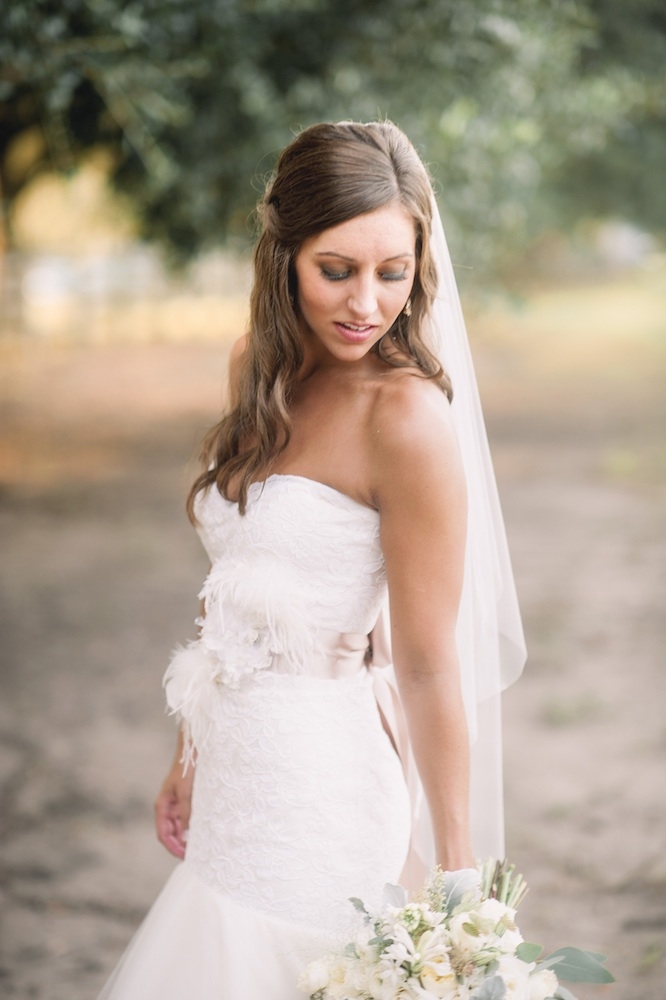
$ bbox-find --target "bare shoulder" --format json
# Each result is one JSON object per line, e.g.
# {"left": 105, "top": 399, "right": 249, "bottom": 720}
{"left": 368, "top": 372, "right": 460, "bottom": 489}
{"left": 229, "top": 333, "right": 248, "bottom": 364}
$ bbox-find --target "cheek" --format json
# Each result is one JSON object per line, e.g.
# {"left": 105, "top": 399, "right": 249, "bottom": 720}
{"left": 384, "top": 283, "right": 413, "bottom": 315}
{"left": 297, "top": 276, "right": 339, "bottom": 317}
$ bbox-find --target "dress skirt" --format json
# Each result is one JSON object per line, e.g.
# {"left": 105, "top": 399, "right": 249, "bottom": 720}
{"left": 99, "top": 667, "right": 411, "bottom": 999}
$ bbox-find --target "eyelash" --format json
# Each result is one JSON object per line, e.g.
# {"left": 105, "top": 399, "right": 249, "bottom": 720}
{"left": 320, "top": 268, "right": 407, "bottom": 283}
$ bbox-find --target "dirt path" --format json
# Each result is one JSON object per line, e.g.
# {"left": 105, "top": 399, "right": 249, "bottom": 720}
{"left": 0, "top": 277, "right": 664, "bottom": 998}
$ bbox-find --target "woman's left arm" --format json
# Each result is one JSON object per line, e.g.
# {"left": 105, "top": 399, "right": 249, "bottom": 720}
{"left": 370, "top": 377, "right": 472, "bottom": 870}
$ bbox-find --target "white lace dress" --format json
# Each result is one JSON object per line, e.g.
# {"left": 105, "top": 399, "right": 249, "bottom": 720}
{"left": 99, "top": 475, "right": 412, "bottom": 999}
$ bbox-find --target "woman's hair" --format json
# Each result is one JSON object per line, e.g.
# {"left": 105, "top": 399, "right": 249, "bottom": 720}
{"left": 187, "top": 120, "right": 451, "bottom": 518}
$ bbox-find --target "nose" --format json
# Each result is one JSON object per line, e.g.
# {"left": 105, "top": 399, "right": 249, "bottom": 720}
{"left": 347, "top": 274, "right": 377, "bottom": 318}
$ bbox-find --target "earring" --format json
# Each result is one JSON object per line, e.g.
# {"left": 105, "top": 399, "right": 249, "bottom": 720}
{"left": 403, "top": 299, "right": 412, "bottom": 317}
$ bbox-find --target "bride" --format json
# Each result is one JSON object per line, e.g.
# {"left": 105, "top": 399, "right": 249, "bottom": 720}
{"left": 99, "top": 120, "right": 525, "bottom": 999}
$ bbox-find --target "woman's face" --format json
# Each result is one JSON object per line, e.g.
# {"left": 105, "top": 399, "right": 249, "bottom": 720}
{"left": 293, "top": 203, "right": 416, "bottom": 365}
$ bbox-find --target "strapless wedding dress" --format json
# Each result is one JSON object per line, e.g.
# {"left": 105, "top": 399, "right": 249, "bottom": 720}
{"left": 99, "top": 475, "right": 412, "bottom": 999}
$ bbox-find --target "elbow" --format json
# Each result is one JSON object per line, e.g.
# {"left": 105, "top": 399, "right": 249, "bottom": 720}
{"left": 390, "top": 619, "right": 462, "bottom": 691}
{"left": 394, "top": 644, "right": 461, "bottom": 691}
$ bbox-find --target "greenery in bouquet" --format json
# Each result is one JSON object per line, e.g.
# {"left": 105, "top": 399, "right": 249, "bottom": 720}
{"left": 298, "top": 859, "right": 614, "bottom": 1000}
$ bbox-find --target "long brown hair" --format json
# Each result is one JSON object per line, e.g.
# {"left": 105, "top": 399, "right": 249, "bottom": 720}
{"left": 188, "top": 121, "right": 451, "bottom": 518}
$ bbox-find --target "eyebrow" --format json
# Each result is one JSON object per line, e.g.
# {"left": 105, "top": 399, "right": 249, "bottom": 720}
{"left": 314, "top": 252, "right": 414, "bottom": 263}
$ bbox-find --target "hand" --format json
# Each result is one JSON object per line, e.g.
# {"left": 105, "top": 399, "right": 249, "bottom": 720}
{"left": 154, "top": 756, "right": 193, "bottom": 859}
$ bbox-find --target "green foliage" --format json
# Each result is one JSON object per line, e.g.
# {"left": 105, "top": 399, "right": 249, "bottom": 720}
{"left": 539, "top": 947, "right": 616, "bottom": 984}
{"left": 478, "top": 857, "right": 529, "bottom": 908}
{"left": 546, "top": 0, "right": 666, "bottom": 240}
{"left": 0, "top": 0, "right": 664, "bottom": 273}
{"left": 472, "top": 976, "right": 507, "bottom": 1000}
{"left": 515, "top": 942, "right": 543, "bottom": 963}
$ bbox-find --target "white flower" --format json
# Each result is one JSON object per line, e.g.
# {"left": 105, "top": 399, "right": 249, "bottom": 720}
{"left": 448, "top": 911, "right": 478, "bottom": 952}
{"left": 416, "top": 923, "right": 451, "bottom": 955}
{"left": 447, "top": 911, "right": 482, "bottom": 973}
{"left": 497, "top": 927, "right": 525, "bottom": 955}
{"left": 411, "top": 925, "right": 464, "bottom": 997}
{"left": 374, "top": 940, "right": 412, "bottom": 998}
{"left": 358, "top": 963, "right": 388, "bottom": 999}
{"left": 298, "top": 958, "right": 331, "bottom": 994}
{"left": 497, "top": 953, "right": 533, "bottom": 999}
{"left": 528, "top": 968, "right": 559, "bottom": 1000}
{"left": 325, "top": 955, "right": 363, "bottom": 999}
{"left": 384, "top": 923, "right": 419, "bottom": 968}
{"left": 473, "top": 899, "right": 519, "bottom": 937}
{"left": 398, "top": 903, "right": 430, "bottom": 934}
{"left": 447, "top": 898, "right": 525, "bottom": 980}
{"left": 420, "top": 961, "right": 459, "bottom": 999}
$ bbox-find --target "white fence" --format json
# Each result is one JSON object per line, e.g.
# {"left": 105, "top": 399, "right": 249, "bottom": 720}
{"left": 0, "top": 247, "right": 251, "bottom": 343}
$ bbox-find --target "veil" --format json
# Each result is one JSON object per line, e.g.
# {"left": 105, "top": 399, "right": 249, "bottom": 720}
{"left": 370, "top": 192, "right": 527, "bottom": 879}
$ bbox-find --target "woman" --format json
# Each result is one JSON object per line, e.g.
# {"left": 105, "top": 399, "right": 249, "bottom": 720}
{"left": 99, "top": 121, "right": 525, "bottom": 999}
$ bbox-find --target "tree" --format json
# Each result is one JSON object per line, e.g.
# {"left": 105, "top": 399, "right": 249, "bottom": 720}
{"left": 549, "top": 0, "right": 666, "bottom": 237}
{"left": 1, "top": 0, "right": 664, "bottom": 273}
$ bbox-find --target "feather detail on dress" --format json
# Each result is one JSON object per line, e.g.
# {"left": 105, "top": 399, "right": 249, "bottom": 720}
{"left": 163, "top": 554, "right": 318, "bottom": 767}
{"left": 163, "top": 642, "right": 216, "bottom": 771}
{"left": 198, "top": 555, "right": 316, "bottom": 681}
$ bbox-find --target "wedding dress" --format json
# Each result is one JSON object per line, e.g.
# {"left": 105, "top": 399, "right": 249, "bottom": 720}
{"left": 99, "top": 473, "right": 415, "bottom": 1000}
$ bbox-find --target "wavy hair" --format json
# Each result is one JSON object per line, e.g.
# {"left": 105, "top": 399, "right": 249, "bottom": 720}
{"left": 188, "top": 120, "right": 451, "bottom": 518}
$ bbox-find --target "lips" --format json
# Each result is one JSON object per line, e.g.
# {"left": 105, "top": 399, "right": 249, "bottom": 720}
{"left": 334, "top": 321, "right": 378, "bottom": 344}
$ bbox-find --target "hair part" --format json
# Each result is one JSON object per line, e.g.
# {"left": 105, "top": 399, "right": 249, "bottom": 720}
{"left": 187, "top": 120, "right": 451, "bottom": 519}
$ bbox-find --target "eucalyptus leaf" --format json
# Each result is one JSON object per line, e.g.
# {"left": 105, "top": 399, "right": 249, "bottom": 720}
{"left": 536, "top": 955, "right": 566, "bottom": 972}
{"left": 516, "top": 942, "right": 543, "bottom": 963}
{"left": 554, "top": 985, "right": 579, "bottom": 1000}
{"left": 349, "top": 897, "right": 369, "bottom": 916}
{"left": 471, "top": 974, "right": 507, "bottom": 1000}
{"left": 542, "top": 948, "right": 615, "bottom": 984}
{"left": 442, "top": 868, "right": 482, "bottom": 913}
{"left": 586, "top": 951, "right": 610, "bottom": 963}
{"left": 382, "top": 882, "right": 408, "bottom": 909}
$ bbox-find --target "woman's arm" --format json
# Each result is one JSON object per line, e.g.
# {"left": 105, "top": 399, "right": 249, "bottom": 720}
{"left": 370, "top": 376, "right": 473, "bottom": 870}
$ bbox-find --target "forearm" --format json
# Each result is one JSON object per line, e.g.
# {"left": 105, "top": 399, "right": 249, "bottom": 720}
{"left": 397, "top": 666, "right": 474, "bottom": 870}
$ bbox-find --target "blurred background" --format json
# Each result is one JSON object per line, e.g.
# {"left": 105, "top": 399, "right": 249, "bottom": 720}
{"left": 0, "top": 2, "right": 664, "bottom": 997}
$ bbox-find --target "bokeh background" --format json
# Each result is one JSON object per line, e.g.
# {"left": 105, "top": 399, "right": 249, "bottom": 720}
{"left": 1, "top": 2, "right": 665, "bottom": 998}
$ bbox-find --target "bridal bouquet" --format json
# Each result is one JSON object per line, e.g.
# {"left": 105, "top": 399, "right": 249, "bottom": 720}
{"left": 298, "top": 860, "right": 614, "bottom": 1000}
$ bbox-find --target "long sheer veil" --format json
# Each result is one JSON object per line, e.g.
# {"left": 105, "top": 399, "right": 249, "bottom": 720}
{"left": 370, "top": 192, "right": 527, "bottom": 878}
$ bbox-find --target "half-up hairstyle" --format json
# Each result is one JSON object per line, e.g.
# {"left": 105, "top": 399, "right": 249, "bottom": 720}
{"left": 188, "top": 120, "right": 451, "bottom": 518}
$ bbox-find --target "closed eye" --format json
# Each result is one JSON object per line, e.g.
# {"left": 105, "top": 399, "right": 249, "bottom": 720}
{"left": 320, "top": 267, "right": 350, "bottom": 281}
{"left": 380, "top": 271, "right": 408, "bottom": 282}
{"left": 320, "top": 267, "right": 408, "bottom": 282}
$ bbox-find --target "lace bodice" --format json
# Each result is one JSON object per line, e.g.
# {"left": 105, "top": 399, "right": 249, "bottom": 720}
{"left": 164, "top": 474, "right": 389, "bottom": 749}
{"left": 195, "top": 473, "right": 386, "bottom": 631}
{"left": 163, "top": 475, "right": 385, "bottom": 691}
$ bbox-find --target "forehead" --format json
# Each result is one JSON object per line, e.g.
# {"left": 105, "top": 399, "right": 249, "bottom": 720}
{"left": 302, "top": 204, "right": 416, "bottom": 258}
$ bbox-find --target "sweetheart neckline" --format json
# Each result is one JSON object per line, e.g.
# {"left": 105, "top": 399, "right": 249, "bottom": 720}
{"left": 247, "top": 474, "right": 378, "bottom": 515}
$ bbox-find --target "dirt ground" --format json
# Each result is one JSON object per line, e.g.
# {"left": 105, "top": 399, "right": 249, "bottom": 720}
{"left": 0, "top": 271, "right": 665, "bottom": 999}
